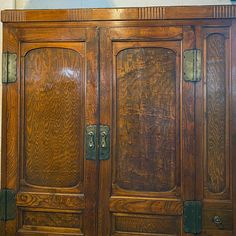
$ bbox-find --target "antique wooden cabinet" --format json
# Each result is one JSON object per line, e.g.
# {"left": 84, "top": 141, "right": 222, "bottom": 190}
{"left": 1, "top": 5, "right": 236, "bottom": 236}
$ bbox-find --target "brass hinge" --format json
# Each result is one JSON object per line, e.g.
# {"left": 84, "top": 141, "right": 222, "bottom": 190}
{"left": 184, "top": 49, "right": 202, "bottom": 82}
{"left": 2, "top": 52, "right": 17, "bottom": 84}
{"left": 85, "top": 125, "right": 110, "bottom": 161}
{"left": 184, "top": 201, "right": 202, "bottom": 234}
{"left": 0, "top": 189, "right": 16, "bottom": 221}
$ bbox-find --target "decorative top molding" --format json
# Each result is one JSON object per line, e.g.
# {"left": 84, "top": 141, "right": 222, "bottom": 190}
{"left": 213, "top": 5, "right": 236, "bottom": 18}
{"left": 1, "top": 5, "right": 236, "bottom": 23}
{"left": 67, "top": 9, "right": 92, "bottom": 21}
{"left": 138, "top": 7, "right": 166, "bottom": 20}
{"left": 1, "top": 10, "right": 26, "bottom": 22}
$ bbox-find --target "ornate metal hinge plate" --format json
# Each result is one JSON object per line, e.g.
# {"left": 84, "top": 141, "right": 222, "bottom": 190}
{"left": 184, "top": 201, "right": 202, "bottom": 234}
{"left": 184, "top": 49, "right": 202, "bottom": 82}
{"left": 2, "top": 52, "right": 17, "bottom": 84}
{"left": 0, "top": 189, "right": 16, "bottom": 221}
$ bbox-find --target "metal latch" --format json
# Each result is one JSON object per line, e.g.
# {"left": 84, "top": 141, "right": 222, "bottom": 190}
{"left": 99, "top": 125, "right": 110, "bottom": 160}
{"left": 85, "top": 125, "right": 110, "bottom": 161}
{"left": 184, "top": 201, "right": 202, "bottom": 234}
{"left": 2, "top": 52, "right": 17, "bottom": 84}
{"left": 183, "top": 49, "right": 202, "bottom": 82}
{"left": 0, "top": 189, "right": 16, "bottom": 221}
{"left": 86, "top": 125, "right": 97, "bottom": 160}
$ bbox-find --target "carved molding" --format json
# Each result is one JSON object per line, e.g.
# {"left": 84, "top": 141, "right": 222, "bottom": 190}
{"left": 138, "top": 7, "right": 165, "bottom": 20}
{"left": 1, "top": 10, "right": 26, "bottom": 22}
{"left": 213, "top": 5, "right": 236, "bottom": 18}
{"left": 2, "top": 6, "right": 236, "bottom": 22}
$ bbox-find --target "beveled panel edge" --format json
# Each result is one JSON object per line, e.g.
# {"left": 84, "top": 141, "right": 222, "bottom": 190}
{"left": 1, "top": 5, "right": 236, "bottom": 23}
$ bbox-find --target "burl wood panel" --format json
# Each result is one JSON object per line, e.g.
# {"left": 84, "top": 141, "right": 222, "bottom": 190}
{"left": 24, "top": 48, "right": 83, "bottom": 188}
{"left": 206, "top": 34, "right": 227, "bottom": 194}
{"left": 112, "top": 213, "right": 180, "bottom": 235}
{"left": 17, "top": 192, "right": 85, "bottom": 210}
{"left": 23, "top": 211, "right": 82, "bottom": 229}
{"left": 109, "top": 198, "right": 182, "bottom": 215}
{"left": 116, "top": 47, "right": 177, "bottom": 192}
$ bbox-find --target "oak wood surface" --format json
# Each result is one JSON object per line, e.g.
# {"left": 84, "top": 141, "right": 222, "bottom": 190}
{"left": 0, "top": 5, "right": 235, "bottom": 236}
{"left": 2, "top": 5, "right": 236, "bottom": 22}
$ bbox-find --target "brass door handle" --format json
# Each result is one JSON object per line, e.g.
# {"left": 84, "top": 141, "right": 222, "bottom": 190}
{"left": 99, "top": 125, "right": 110, "bottom": 160}
{"left": 86, "top": 125, "right": 110, "bottom": 161}
{"left": 101, "top": 131, "right": 107, "bottom": 148}
{"left": 213, "top": 216, "right": 224, "bottom": 229}
{"left": 86, "top": 125, "right": 97, "bottom": 160}
{"left": 88, "top": 131, "right": 95, "bottom": 149}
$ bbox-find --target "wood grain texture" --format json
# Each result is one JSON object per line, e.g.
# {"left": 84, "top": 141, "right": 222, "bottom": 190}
{"left": 112, "top": 213, "right": 180, "bottom": 235}
{"left": 24, "top": 47, "right": 83, "bottom": 188}
{"left": 231, "top": 18, "right": 236, "bottom": 236}
{"left": 4, "top": 27, "right": 21, "bottom": 236}
{"left": 213, "top": 5, "right": 236, "bottom": 18}
{"left": 202, "top": 209, "right": 233, "bottom": 231}
{"left": 200, "top": 27, "right": 232, "bottom": 236}
{"left": 1, "top": 9, "right": 235, "bottom": 236}
{"left": 206, "top": 33, "right": 227, "bottom": 194}
{"left": 109, "top": 198, "right": 182, "bottom": 215}
{"left": 17, "top": 192, "right": 85, "bottom": 210}
{"left": 138, "top": 7, "right": 166, "bottom": 20}
{"left": 2, "top": 6, "right": 236, "bottom": 23}
{"left": 98, "top": 27, "right": 195, "bottom": 236}
{"left": 116, "top": 47, "right": 177, "bottom": 193}
{"left": 22, "top": 211, "right": 83, "bottom": 229}
{"left": 18, "top": 227, "right": 83, "bottom": 235}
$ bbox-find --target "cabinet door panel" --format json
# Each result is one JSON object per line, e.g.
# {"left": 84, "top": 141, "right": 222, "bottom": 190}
{"left": 99, "top": 27, "right": 196, "bottom": 236}
{"left": 23, "top": 46, "right": 83, "bottom": 189}
{"left": 115, "top": 46, "right": 178, "bottom": 194}
{"left": 196, "top": 26, "right": 233, "bottom": 236}
{"left": 2, "top": 28, "right": 98, "bottom": 236}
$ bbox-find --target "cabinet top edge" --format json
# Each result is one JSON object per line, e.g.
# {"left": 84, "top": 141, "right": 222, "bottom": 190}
{"left": 1, "top": 5, "right": 236, "bottom": 23}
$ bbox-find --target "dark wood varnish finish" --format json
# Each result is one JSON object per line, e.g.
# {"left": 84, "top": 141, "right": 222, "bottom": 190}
{"left": 1, "top": 5, "right": 236, "bottom": 236}
{"left": 206, "top": 33, "right": 227, "bottom": 194}
{"left": 116, "top": 47, "right": 177, "bottom": 193}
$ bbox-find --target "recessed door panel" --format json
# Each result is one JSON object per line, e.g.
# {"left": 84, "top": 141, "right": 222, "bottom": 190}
{"left": 115, "top": 47, "right": 177, "bottom": 194}
{"left": 24, "top": 47, "right": 83, "bottom": 189}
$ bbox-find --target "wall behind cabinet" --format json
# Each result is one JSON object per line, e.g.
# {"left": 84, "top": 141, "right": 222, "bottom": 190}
{"left": 16, "top": 0, "right": 232, "bottom": 9}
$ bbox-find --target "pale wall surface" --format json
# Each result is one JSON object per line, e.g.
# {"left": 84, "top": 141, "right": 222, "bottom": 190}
{"left": 16, "top": 0, "right": 232, "bottom": 9}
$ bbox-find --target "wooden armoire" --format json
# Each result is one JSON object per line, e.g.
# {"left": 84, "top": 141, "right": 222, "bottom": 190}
{"left": 0, "top": 5, "right": 236, "bottom": 236}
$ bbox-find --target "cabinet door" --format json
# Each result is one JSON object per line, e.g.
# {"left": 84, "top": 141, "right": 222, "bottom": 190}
{"left": 1, "top": 27, "right": 99, "bottom": 236}
{"left": 196, "top": 25, "right": 235, "bottom": 235}
{"left": 99, "top": 27, "right": 197, "bottom": 236}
